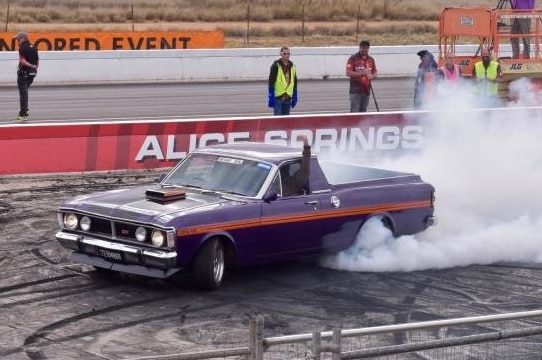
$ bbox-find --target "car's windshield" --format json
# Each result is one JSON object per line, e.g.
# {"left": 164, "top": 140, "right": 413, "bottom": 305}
{"left": 163, "top": 153, "right": 272, "bottom": 197}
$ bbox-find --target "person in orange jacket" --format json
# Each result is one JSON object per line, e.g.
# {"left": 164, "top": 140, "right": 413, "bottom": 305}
{"left": 414, "top": 50, "right": 438, "bottom": 109}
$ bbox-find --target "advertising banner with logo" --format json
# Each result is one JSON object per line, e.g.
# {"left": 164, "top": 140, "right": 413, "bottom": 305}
{"left": 0, "top": 31, "right": 224, "bottom": 51}
{"left": 0, "top": 112, "right": 423, "bottom": 175}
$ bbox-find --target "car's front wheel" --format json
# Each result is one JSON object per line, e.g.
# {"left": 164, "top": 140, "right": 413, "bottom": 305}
{"left": 192, "top": 238, "right": 225, "bottom": 290}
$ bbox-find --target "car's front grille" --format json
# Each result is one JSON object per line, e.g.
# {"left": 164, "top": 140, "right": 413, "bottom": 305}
{"left": 58, "top": 210, "right": 175, "bottom": 248}
{"left": 62, "top": 211, "right": 171, "bottom": 247}
{"left": 90, "top": 217, "right": 113, "bottom": 236}
{"left": 115, "top": 222, "right": 139, "bottom": 240}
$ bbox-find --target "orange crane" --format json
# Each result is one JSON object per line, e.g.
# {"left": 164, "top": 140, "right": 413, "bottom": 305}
{"left": 438, "top": 4, "right": 542, "bottom": 100}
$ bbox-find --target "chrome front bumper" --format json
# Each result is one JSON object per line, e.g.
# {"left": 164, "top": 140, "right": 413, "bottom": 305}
{"left": 56, "top": 231, "right": 180, "bottom": 278}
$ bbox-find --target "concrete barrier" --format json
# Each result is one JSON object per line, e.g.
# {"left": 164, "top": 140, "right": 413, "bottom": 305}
{"left": 0, "top": 45, "right": 484, "bottom": 85}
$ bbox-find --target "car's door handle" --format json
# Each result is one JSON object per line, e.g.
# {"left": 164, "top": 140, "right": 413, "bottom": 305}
{"left": 304, "top": 200, "right": 319, "bottom": 205}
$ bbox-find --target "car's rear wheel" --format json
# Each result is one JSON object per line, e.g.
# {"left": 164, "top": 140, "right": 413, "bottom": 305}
{"left": 356, "top": 215, "right": 395, "bottom": 245}
{"left": 192, "top": 238, "right": 225, "bottom": 290}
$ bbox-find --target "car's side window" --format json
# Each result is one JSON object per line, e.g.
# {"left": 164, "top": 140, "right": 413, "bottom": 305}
{"left": 279, "top": 160, "right": 308, "bottom": 197}
{"left": 270, "top": 173, "right": 283, "bottom": 197}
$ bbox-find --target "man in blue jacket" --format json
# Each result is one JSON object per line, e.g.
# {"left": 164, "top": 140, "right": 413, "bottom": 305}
{"left": 268, "top": 46, "right": 298, "bottom": 116}
{"left": 413, "top": 50, "right": 438, "bottom": 109}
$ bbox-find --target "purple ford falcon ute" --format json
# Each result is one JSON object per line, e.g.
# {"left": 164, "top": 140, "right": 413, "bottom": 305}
{"left": 56, "top": 141, "right": 436, "bottom": 290}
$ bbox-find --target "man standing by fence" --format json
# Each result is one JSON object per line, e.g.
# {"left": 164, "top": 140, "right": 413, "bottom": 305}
{"left": 473, "top": 48, "right": 502, "bottom": 107}
{"left": 414, "top": 49, "right": 438, "bottom": 109}
{"left": 510, "top": 0, "right": 536, "bottom": 59}
{"left": 14, "top": 31, "right": 39, "bottom": 122}
{"left": 437, "top": 52, "right": 461, "bottom": 86}
{"left": 346, "top": 40, "right": 378, "bottom": 112}
{"left": 268, "top": 46, "right": 298, "bottom": 116}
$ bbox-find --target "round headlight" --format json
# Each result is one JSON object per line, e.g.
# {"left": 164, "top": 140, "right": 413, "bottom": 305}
{"left": 80, "top": 216, "right": 91, "bottom": 231}
{"left": 63, "top": 213, "right": 79, "bottom": 230}
{"left": 135, "top": 227, "right": 147, "bottom": 242}
{"left": 151, "top": 230, "right": 165, "bottom": 247}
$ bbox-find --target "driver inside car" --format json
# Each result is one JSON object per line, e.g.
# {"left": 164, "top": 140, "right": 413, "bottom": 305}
{"left": 279, "top": 136, "right": 311, "bottom": 197}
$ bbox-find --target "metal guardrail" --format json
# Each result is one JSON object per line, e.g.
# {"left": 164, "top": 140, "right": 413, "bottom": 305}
{"left": 127, "top": 348, "right": 250, "bottom": 360}
{"left": 126, "top": 309, "right": 542, "bottom": 360}
{"left": 341, "top": 326, "right": 542, "bottom": 359}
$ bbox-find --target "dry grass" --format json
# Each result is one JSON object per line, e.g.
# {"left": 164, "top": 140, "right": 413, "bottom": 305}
{"left": 1, "top": 0, "right": 500, "bottom": 47}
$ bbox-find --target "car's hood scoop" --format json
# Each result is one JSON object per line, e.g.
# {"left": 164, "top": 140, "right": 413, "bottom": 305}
{"left": 145, "top": 188, "right": 187, "bottom": 204}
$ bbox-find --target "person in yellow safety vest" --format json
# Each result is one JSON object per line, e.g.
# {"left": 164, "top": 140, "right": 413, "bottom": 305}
{"left": 472, "top": 48, "right": 503, "bottom": 107}
{"left": 268, "top": 46, "right": 298, "bottom": 116}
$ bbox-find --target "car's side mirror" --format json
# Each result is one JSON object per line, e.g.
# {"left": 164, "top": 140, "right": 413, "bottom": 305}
{"left": 156, "top": 173, "right": 167, "bottom": 183}
{"left": 263, "top": 190, "right": 278, "bottom": 203}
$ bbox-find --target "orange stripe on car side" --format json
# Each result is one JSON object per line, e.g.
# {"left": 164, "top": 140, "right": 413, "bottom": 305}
{"left": 176, "top": 200, "right": 431, "bottom": 236}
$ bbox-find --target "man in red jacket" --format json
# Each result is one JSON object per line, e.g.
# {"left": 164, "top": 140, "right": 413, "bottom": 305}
{"left": 346, "top": 40, "right": 378, "bottom": 112}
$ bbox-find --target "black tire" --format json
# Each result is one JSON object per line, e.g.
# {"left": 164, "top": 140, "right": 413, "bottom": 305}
{"left": 192, "top": 238, "right": 225, "bottom": 290}
{"left": 356, "top": 215, "right": 394, "bottom": 242}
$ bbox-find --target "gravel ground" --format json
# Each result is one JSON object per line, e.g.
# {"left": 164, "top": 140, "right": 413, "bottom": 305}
{"left": 2, "top": 172, "right": 542, "bottom": 360}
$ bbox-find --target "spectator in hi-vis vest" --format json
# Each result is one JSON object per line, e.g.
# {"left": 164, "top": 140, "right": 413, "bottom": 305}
{"left": 437, "top": 53, "right": 461, "bottom": 86}
{"left": 472, "top": 48, "right": 502, "bottom": 107}
{"left": 268, "top": 46, "right": 298, "bottom": 116}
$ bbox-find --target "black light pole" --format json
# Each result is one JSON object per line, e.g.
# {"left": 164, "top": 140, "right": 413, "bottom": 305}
{"left": 356, "top": 4, "right": 361, "bottom": 42}
{"left": 302, "top": 4, "right": 305, "bottom": 44}
{"left": 246, "top": 2, "right": 250, "bottom": 45}
{"left": 131, "top": 1, "right": 135, "bottom": 32}
{"left": 5, "top": 0, "right": 10, "bottom": 32}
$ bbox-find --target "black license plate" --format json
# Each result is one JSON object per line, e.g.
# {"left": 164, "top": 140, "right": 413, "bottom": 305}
{"left": 98, "top": 248, "right": 124, "bottom": 262}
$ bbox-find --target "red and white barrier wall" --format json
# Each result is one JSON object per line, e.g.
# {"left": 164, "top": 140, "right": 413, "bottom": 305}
{"left": 1, "top": 112, "right": 425, "bottom": 175}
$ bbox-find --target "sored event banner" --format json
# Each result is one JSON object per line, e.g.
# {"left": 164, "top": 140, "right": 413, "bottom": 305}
{"left": 0, "top": 31, "right": 224, "bottom": 51}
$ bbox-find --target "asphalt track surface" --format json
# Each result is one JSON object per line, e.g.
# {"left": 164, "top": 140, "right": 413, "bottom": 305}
{"left": 0, "top": 78, "right": 415, "bottom": 123}
{"left": 2, "top": 80, "right": 542, "bottom": 359}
